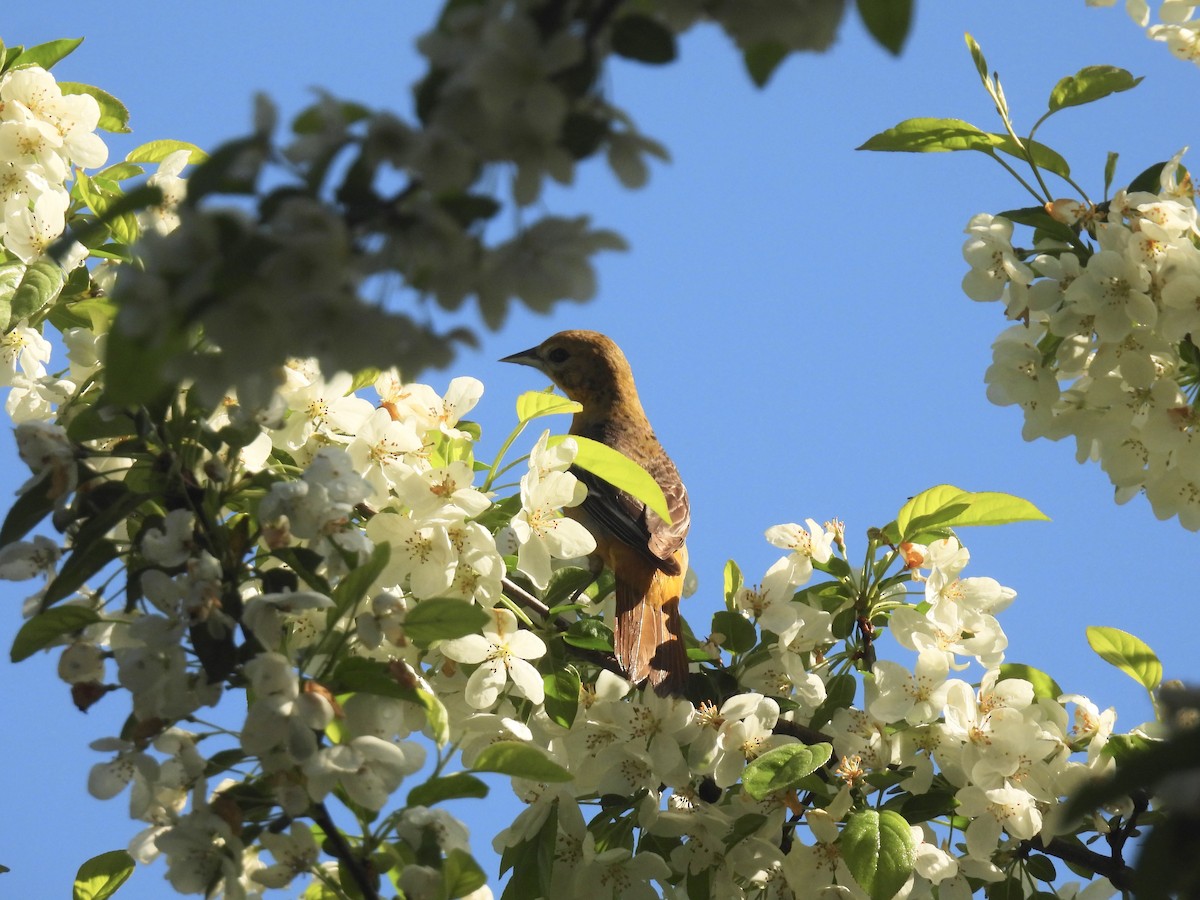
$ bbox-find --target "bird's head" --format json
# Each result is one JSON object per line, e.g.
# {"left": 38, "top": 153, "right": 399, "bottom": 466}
{"left": 500, "top": 330, "right": 638, "bottom": 408}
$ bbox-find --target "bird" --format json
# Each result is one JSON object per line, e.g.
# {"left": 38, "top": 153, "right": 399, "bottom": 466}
{"left": 501, "top": 330, "right": 691, "bottom": 694}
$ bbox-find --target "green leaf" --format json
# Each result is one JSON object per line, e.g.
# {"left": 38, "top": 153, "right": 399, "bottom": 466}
{"left": 1068, "top": 725, "right": 1200, "bottom": 818}
{"left": 998, "top": 662, "right": 1063, "bottom": 701}
{"left": 73, "top": 849, "right": 134, "bottom": 900}
{"left": 723, "top": 559, "right": 743, "bottom": 606}
{"left": 840, "top": 809, "right": 916, "bottom": 900}
{"left": 1104, "top": 151, "right": 1119, "bottom": 197}
{"left": 403, "top": 598, "right": 490, "bottom": 649}
{"left": 712, "top": 609, "right": 757, "bottom": 654}
{"left": 40, "top": 539, "right": 118, "bottom": 611}
{"left": 811, "top": 672, "right": 857, "bottom": 731}
{"left": 562, "top": 616, "right": 614, "bottom": 652}
{"left": 125, "top": 140, "right": 208, "bottom": 165}
{"left": 10, "top": 259, "right": 65, "bottom": 325}
{"left": 439, "top": 193, "right": 502, "bottom": 228}
{"left": 0, "top": 477, "right": 56, "bottom": 548}
{"left": 331, "top": 657, "right": 450, "bottom": 746}
{"left": 898, "top": 790, "right": 956, "bottom": 825}
{"left": 995, "top": 206, "right": 1078, "bottom": 246}
{"left": 857, "top": 0, "right": 914, "bottom": 56}
{"left": 741, "top": 742, "right": 832, "bottom": 800}
{"left": 0, "top": 261, "right": 24, "bottom": 330}
{"left": 66, "top": 402, "right": 139, "bottom": 444}
{"left": 58, "top": 82, "right": 130, "bottom": 133}
{"left": 857, "top": 117, "right": 995, "bottom": 153}
{"left": 472, "top": 740, "right": 572, "bottom": 782}
{"left": 1024, "top": 854, "right": 1057, "bottom": 883}
{"left": 12, "top": 605, "right": 101, "bottom": 662}
{"left": 443, "top": 848, "right": 487, "bottom": 899}
{"left": 549, "top": 433, "right": 672, "bottom": 524}
{"left": 185, "top": 136, "right": 262, "bottom": 199}
{"left": 611, "top": 14, "right": 677, "bottom": 64}
{"left": 10, "top": 37, "right": 83, "bottom": 70}
{"left": 73, "top": 171, "right": 141, "bottom": 246}
{"left": 1048, "top": 66, "right": 1143, "bottom": 113}
{"left": 499, "top": 804, "right": 557, "bottom": 900}
{"left": 543, "top": 566, "right": 597, "bottom": 610}
{"left": 293, "top": 99, "right": 372, "bottom": 134}
{"left": 330, "top": 541, "right": 390, "bottom": 618}
{"left": 1127, "top": 161, "right": 1171, "bottom": 194}
{"left": 543, "top": 666, "right": 581, "bottom": 728}
{"left": 965, "top": 33, "right": 989, "bottom": 86}
{"left": 406, "top": 772, "right": 489, "bottom": 808}
{"left": 895, "top": 485, "right": 1049, "bottom": 542}
{"left": 101, "top": 319, "right": 185, "bottom": 406}
{"left": 515, "top": 389, "right": 581, "bottom": 422}
{"left": 990, "top": 134, "right": 1071, "bottom": 179}
{"left": 1086, "top": 626, "right": 1162, "bottom": 691}
{"left": 724, "top": 813, "right": 768, "bottom": 848}
{"left": 743, "top": 41, "right": 788, "bottom": 88}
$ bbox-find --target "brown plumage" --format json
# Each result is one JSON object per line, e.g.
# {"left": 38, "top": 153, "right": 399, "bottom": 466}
{"left": 501, "top": 330, "right": 691, "bottom": 694}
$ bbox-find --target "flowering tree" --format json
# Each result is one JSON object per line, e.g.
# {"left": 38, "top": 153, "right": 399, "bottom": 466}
{"left": 2, "top": 3, "right": 1197, "bottom": 900}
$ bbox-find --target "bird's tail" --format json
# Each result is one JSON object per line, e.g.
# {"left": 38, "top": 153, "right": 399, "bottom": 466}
{"left": 614, "top": 563, "right": 687, "bottom": 696}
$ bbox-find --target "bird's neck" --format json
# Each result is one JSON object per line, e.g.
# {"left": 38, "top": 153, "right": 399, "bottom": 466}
{"left": 572, "top": 384, "right": 650, "bottom": 434}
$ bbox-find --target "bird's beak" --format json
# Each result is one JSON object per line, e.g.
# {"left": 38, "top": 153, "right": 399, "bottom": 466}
{"left": 499, "top": 346, "right": 542, "bottom": 370}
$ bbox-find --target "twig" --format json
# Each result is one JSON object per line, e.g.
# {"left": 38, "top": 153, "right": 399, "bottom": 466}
{"left": 500, "top": 576, "right": 624, "bottom": 677}
{"left": 311, "top": 801, "right": 381, "bottom": 900}
{"left": 1023, "top": 834, "right": 1135, "bottom": 892}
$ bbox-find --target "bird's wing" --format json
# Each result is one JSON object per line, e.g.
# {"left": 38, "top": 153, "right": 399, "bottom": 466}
{"left": 573, "top": 451, "right": 690, "bottom": 574}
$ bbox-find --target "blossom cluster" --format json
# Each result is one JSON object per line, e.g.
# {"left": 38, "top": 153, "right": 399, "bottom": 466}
{"left": 105, "top": 0, "right": 875, "bottom": 410}
{"left": 0, "top": 20, "right": 1166, "bottom": 900}
{"left": 963, "top": 153, "right": 1200, "bottom": 527}
{"left": 5, "top": 352, "right": 610, "bottom": 895}
{"left": 4, "top": 344, "right": 1143, "bottom": 899}
{"left": 0, "top": 64, "right": 107, "bottom": 262}
{"left": 1088, "top": 0, "right": 1200, "bottom": 63}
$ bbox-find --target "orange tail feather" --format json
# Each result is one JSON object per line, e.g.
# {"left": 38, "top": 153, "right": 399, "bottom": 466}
{"left": 614, "top": 566, "right": 686, "bottom": 696}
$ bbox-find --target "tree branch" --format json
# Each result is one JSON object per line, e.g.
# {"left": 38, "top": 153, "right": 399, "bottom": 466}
{"left": 310, "top": 802, "right": 381, "bottom": 900}
{"left": 1023, "top": 835, "right": 1134, "bottom": 892}
{"left": 501, "top": 576, "right": 625, "bottom": 677}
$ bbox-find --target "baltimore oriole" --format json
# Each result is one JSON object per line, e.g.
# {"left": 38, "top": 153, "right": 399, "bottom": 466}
{"left": 502, "top": 330, "right": 691, "bottom": 694}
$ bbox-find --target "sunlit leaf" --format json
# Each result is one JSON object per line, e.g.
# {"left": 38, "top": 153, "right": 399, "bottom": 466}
{"left": 125, "top": 139, "right": 208, "bottom": 165}
{"left": 1086, "top": 626, "right": 1162, "bottom": 691}
{"left": 998, "top": 662, "right": 1063, "bottom": 701}
{"left": 10, "top": 258, "right": 65, "bottom": 325}
{"left": 406, "top": 772, "right": 489, "bottom": 808}
{"left": 73, "top": 849, "right": 134, "bottom": 900}
{"left": 401, "top": 598, "right": 490, "bottom": 649}
{"left": 895, "top": 484, "right": 1049, "bottom": 542}
{"left": 990, "top": 134, "right": 1071, "bottom": 179}
{"left": 10, "top": 37, "right": 83, "bottom": 70}
{"left": 543, "top": 666, "right": 581, "bottom": 729}
{"left": 549, "top": 434, "right": 672, "bottom": 524}
{"left": 712, "top": 609, "right": 757, "bottom": 654}
{"left": 58, "top": 82, "right": 130, "bottom": 133}
{"left": 515, "top": 389, "right": 581, "bottom": 422}
{"left": 444, "top": 848, "right": 488, "bottom": 899}
{"left": 857, "top": 117, "right": 994, "bottom": 153}
{"left": 1048, "top": 66, "right": 1143, "bottom": 113}
{"left": 472, "top": 741, "right": 572, "bottom": 782}
{"left": 840, "top": 809, "right": 916, "bottom": 900}
{"left": 741, "top": 742, "right": 832, "bottom": 800}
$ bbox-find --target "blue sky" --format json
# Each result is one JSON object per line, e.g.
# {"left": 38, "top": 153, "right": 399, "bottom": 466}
{"left": 2, "top": 2, "right": 1196, "bottom": 897}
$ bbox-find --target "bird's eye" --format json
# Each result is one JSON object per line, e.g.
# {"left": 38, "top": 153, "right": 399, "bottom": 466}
{"left": 547, "top": 347, "right": 570, "bottom": 364}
